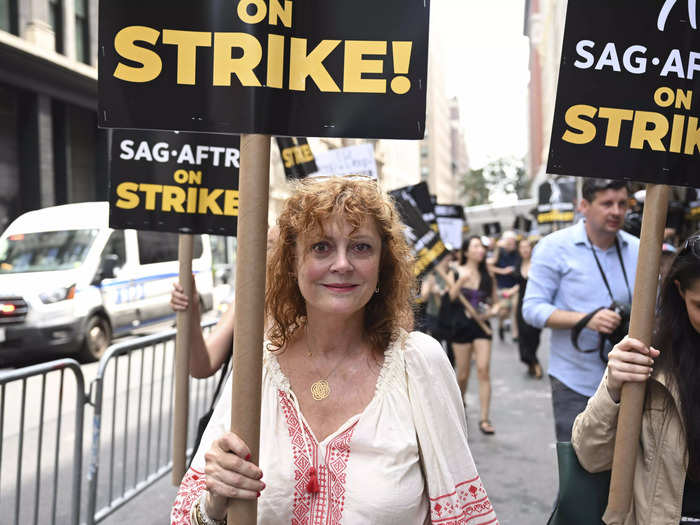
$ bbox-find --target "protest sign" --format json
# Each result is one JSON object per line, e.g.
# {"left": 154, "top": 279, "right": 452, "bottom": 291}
{"left": 313, "top": 143, "right": 378, "bottom": 179}
{"left": 482, "top": 222, "right": 501, "bottom": 237}
{"left": 545, "top": 1, "right": 700, "bottom": 517}
{"left": 548, "top": 0, "right": 700, "bottom": 187}
{"left": 109, "top": 130, "right": 240, "bottom": 235}
{"left": 98, "top": 0, "right": 430, "bottom": 139}
{"left": 434, "top": 204, "right": 465, "bottom": 250}
{"left": 392, "top": 182, "right": 437, "bottom": 230}
{"left": 389, "top": 187, "right": 447, "bottom": 279}
{"left": 275, "top": 137, "right": 318, "bottom": 179}
{"left": 535, "top": 202, "right": 575, "bottom": 225}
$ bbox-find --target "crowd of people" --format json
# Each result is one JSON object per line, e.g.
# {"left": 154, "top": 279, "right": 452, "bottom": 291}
{"left": 168, "top": 175, "right": 700, "bottom": 525}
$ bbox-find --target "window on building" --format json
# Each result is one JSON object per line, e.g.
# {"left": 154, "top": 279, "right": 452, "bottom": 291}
{"left": 74, "top": 0, "right": 89, "bottom": 63}
{"left": 137, "top": 231, "right": 203, "bottom": 265}
{"left": 0, "top": 0, "right": 18, "bottom": 34}
{"left": 48, "top": 0, "right": 64, "bottom": 53}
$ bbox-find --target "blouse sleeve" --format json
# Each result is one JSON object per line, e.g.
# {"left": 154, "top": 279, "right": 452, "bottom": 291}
{"left": 571, "top": 373, "right": 620, "bottom": 473}
{"left": 170, "top": 372, "right": 233, "bottom": 525}
{"left": 404, "top": 331, "right": 499, "bottom": 525}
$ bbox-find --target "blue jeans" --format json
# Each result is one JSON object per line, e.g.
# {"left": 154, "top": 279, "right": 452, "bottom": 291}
{"left": 550, "top": 376, "right": 590, "bottom": 442}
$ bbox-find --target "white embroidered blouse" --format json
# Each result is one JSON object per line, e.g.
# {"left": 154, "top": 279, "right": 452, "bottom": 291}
{"left": 171, "top": 331, "right": 498, "bottom": 525}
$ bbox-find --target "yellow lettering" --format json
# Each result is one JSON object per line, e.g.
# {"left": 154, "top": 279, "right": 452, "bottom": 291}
{"left": 343, "top": 40, "right": 387, "bottom": 93}
{"left": 670, "top": 114, "right": 685, "bottom": 153}
{"left": 213, "top": 33, "right": 262, "bottom": 87}
{"left": 198, "top": 188, "right": 224, "bottom": 214}
{"left": 162, "top": 185, "right": 186, "bottom": 212}
{"left": 173, "top": 169, "right": 189, "bottom": 183}
{"left": 188, "top": 171, "right": 202, "bottom": 185}
{"left": 224, "top": 190, "right": 239, "bottom": 216}
{"left": 676, "top": 89, "right": 693, "bottom": 110}
{"left": 630, "top": 111, "right": 668, "bottom": 151}
{"left": 282, "top": 148, "right": 295, "bottom": 168}
{"left": 598, "top": 107, "right": 634, "bottom": 147}
{"left": 654, "top": 87, "right": 675, "bottom": 108}
{"left": 237, "top": 0, "right": 266, "bottom": 24}
{"left": 269, "top": 0, "right": 292, "bottom": 28}
{"left": 684, "top": 116, "right": 700, "bottom": 155}
{"left": 116, "top": 182, "right": 140, "bottom": 209}
{"left": 113, "top": 26, "right": 162, "bottom": 83}
{"left": 562, "top": 104, "right": 597, "bottom": 144}
{"left": 187, "top": 187, "right": 198, "bottom": 213}
{"left": 267, "top": 34, "right": 285, "bottom": 89}
{"left": 138, "top": 184, "right": 163, "bottom": 210}
{"left": 300, "top": 144, "right": 313, "bottom": 162}
{"left": 161, "top": 30, "right": 212, "bottom": 85}
{"left": 289, "top": 38, "right": 341, "bottom": 92}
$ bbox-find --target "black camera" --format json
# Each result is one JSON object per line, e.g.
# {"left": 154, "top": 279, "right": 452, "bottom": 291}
{"left": 606, "top": 301, "right": 631, "bottom": 348}
{"left": 572, "top": 301, "right": 632, "bottom": 363}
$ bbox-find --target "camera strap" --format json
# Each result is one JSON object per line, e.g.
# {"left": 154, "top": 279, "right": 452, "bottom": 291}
{"left": 571, "top": 236, "right": 631, "bottom": 354}
{"left": 587, "top": 237, "right": 632, "bottom": 304}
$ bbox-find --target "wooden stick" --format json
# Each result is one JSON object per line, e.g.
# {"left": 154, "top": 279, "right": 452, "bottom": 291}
{"left": 172, "top": 233, "right": 194, "bottom": 485}
{"left": 434, "top": 265, "right": 493, "bottom": 336}
{"left": 606, "top": 184, "right": 670, "bottom": 522}
{"left": 227, "top": 134, "right": 271, "bottom": 525}
{"left": 457, "top": 294, "right": 493, "bottom": 336}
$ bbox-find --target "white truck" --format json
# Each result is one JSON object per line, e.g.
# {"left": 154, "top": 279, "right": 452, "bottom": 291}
{"left": 0, "top": 202, "right": 214, "bottom": 363}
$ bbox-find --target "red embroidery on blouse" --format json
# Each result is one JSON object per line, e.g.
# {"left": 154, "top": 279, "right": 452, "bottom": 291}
{"left": 170, "top": 468, "right": 206, "bottom": 525}
{"left": 429, "top": 476, "right": 498, "bottom": 524}
{"left": 280, "top": 390, "right": 358, "bottom": 525}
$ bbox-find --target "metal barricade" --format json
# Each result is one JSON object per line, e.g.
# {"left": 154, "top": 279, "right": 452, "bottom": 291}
{"left": 85, "top": 320, "right": 219, "bottom": 525}
{"left": 0, "top": 359, "right": 86, "bottom": 525}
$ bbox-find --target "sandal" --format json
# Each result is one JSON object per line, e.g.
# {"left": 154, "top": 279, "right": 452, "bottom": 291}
{"left": 479, "top": 420, "right": 495, "bottom": 435}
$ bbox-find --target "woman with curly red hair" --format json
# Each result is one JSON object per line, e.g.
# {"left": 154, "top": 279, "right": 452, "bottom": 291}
{"left": 171, "top": 176, "right": 497, "bottom": 525}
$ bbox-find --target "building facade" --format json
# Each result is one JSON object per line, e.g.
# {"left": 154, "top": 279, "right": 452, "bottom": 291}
{"left": 0, "top": 0, "right": 106, "bottom": 234}
{"left": 448, "top": 97, "right": 470, "bottom": 202}
{"left": 523, "top": 0, "right": 567, "bottom": 193}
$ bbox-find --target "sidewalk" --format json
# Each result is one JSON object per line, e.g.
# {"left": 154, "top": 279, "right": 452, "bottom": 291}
{"left": 103, "top": 330, "right": 557, "bottom": 525}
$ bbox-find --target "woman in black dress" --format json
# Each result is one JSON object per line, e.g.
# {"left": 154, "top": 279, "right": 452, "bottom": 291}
{"left": 515, "top": 238, "right": 542, "bottom": 378}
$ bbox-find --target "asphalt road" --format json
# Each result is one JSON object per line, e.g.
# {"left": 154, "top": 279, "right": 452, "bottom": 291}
{"left": 99, "top": 329, "right": 558, "bottom": 525}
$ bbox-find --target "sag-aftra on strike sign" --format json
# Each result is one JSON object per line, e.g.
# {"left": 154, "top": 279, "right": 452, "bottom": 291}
{"left": 98, "top": 0, "right": 430, "bottom": 139}
{"left": 548, "top": 0, "right": 700, "bottom": 187}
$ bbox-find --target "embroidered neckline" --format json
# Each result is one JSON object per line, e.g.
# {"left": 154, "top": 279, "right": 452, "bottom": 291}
{"left": 264, "top": 332, "right": 406, "bottom": 399}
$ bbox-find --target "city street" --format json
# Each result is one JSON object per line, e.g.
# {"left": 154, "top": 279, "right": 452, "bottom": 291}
{"left": 0, "top": 325, "right": 220, "bottom": 525}
{"left": 98, "top": 330, "right": 558, "bottom": 525}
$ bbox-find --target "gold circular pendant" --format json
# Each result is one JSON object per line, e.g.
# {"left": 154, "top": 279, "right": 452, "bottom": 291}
{"left": 311, "top": 380, "right": 330, "bottom": 401}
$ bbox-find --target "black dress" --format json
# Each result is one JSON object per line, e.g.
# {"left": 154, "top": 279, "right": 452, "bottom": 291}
{"left": 515, "top": 265, "right": 541, "bottom": 366}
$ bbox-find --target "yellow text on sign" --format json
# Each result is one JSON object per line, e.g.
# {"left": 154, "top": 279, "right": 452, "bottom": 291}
{"left": 282, "top": 144, "right": 314, "bottom": 168}
{"left": 115, "top": 182, "right": 239, "bottom": 216}
{"left": 112, "top": 27, "right": 414, "bottom": 95}
{"left": 562, "top": 88, "right": 700, "bottom": 154}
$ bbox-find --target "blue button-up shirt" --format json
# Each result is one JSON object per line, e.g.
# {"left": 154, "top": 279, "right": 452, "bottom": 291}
{"left": 522, "top": 220, "right": 640, "bottom": 397}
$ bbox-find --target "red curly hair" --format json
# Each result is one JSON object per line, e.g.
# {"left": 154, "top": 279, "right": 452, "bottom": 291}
{"left": 265, "top": 177, "right": 415, "bottom": 354}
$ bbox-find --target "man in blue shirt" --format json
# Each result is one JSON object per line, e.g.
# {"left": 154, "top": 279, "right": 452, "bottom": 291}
{"left": 523, "top": 179, "right": 639, "bottom": 442}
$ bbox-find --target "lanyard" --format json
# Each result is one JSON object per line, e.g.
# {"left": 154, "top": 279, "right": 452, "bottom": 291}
{"left": 587, "top": 236, "right": 632, "bottom": 305}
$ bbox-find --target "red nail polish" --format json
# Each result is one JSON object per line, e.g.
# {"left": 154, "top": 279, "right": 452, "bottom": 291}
{"left": 257, "top": 492, "right": 261, "bottom": 498}
{"left": 245, "top": 454, "right": 251, "bottom": 461}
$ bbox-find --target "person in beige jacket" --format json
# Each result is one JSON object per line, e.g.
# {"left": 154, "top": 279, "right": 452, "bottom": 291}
{"left": 572, "top": 232, "right": 700, "bottom": 525}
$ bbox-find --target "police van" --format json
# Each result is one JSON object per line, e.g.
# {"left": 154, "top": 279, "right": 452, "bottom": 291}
{"left": 0, "top": 202, "right": 214, "bottom": 363}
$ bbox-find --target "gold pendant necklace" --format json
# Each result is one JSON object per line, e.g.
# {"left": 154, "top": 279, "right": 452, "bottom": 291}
{"left": 305, "top": 326, "right": 353, "bottom": 401}
{"left": 310, "top": 379, "right": 331, "bottom": 400}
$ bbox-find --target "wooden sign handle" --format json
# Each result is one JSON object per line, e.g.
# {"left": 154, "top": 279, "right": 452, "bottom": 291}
{"left": 228, "top": 134, "right": 271, "bottom": 525}
{"left": 173, "top": 233, "right": 194, "bottom": 485}
{"left": 457, "top": 294, "right": 493, "bottom": 336}
{"left": 606, "top": 184, "right": 670, "bottom": 522}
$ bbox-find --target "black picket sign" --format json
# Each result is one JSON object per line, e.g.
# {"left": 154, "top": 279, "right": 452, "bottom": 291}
{"left": 548, "top": 0, "right": 700, "bottom": 187}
